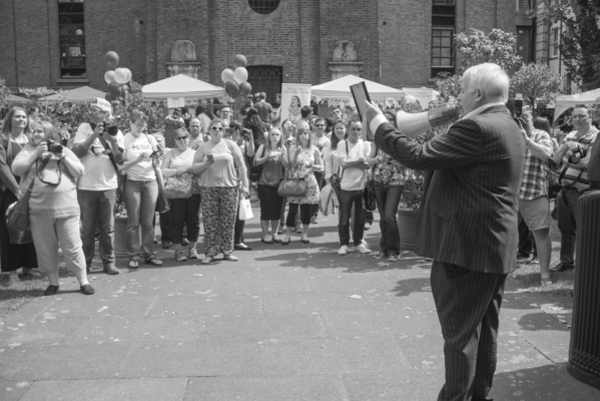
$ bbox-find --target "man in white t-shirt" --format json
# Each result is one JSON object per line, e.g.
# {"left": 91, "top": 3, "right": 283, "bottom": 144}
{"left": 336, "top": 119, "right": 371, "bottom": 255}
{"left": 72, "top": 98, "right": 124, "bottom": 275}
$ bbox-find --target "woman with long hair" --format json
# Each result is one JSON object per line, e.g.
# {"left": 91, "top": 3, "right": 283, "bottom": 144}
{"left": 12, "top": 120, "right": 92, "bottom": 295}
{"left": 0, "top": 107, "right": 38, "bottom": 284}
{"left": 161, "top": 127, "right": 200, "bottom": 261}
{"left": 192, "top": 119, "right": 249, "bottom": 264}
{"left": 282, "top": 121, "right": 322, "bottom": 244}
{"left": 254, "top": 127, "right": 287, "bottom": 243}
{"left": 121, "top": 110, "right": 163, "bottom": 268}
{"left": 243, "top": 107, "right": 267, "bottom": 149}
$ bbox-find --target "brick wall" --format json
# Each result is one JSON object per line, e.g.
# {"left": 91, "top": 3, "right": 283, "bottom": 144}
{"left": 0, "top": 0, "right": 18, "bottom": 87}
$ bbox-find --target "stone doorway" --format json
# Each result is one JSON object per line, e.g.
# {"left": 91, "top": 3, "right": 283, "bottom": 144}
{"left": 247, "top": 66, "right": 283, "bottom": 107}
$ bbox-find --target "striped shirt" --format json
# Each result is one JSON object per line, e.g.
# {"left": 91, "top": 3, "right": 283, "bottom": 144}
{"left": 519, "top": 128, "right": 553, "bottom": 200}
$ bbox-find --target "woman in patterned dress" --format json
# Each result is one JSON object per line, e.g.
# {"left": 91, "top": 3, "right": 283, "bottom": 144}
{"left": 281, "top": 121, "right": 322, "bottom": 244}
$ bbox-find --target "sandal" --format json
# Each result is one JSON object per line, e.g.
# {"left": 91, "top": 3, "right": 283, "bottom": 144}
{"left": 201, "top": 256, "right": 214, "bottom": 265}
{"left": 128, "top": 260, "right": 139, "bottom": 269}
{"left": 145, "top": 257, "right": 163, "bottom": 266}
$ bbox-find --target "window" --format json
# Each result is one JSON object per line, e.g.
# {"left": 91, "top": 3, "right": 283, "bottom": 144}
{"left": 248, "top": 0, "right": 280, "bottom": 15}
{"left": 58, "top": 0, "right": 86, "bottom": 79}
{"left": 431, "top": 1, "right": 455, "bottom": 77}
{"left": 551, "top": 27, "right": 559, "bottom": 57}
{"left": 246, "top": 66, "right": 282, "bottom": 105}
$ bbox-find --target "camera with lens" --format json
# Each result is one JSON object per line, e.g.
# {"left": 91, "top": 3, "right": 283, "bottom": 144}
{"left": 90, "top": 122, "right": 119, "bottom": 136}
{"left": 569, "top": 145, "right": 587, "bottom": 164}
{"left": 46, "top": 139, "right": 63, "bottom": 154}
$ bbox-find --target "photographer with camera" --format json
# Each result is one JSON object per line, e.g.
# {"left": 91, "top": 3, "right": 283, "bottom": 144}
{"left": 72, "top": 98, "right": 123, "bottom": 275}
{"left": 12, "top": 120, "right": 93, "bottom": 296}
{"left": 551, "top": 104, "right": 599, "bottom": 272}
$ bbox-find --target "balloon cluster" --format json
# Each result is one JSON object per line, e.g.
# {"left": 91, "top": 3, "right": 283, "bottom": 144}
{"left": 221, "top": 54, "right": 252, "bottom": 98}
{"left": 103, "top": 51, "right": 132, "bottom": 101}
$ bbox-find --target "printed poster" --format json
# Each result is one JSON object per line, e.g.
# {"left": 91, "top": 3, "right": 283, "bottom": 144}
{"left": 280, "top": 84, "right": 312, "bottom": 125}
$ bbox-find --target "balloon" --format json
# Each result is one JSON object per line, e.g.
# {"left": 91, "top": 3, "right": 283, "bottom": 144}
{"left": 221, "top": 68, "right": 234, "bottom": 83}
{"left": 233, "top": 54, "right": 248, "bottom": 68}
{"left": 114, "top": 68, "right": 128, "bottom": 84}
{"left": 105, "top": 93, "right": 115, "bottom": 102}
{"left": 104, "top": 71, "right": 116, "bottom": 84}
{"left": 238, "top": 82, "right": 252, "bottom": 97}
{"left": 225, "top": 80, "right": 240, "bottom": 97}
{"left": 105, "top": 51, "right": 119, "bottom": 68}
{"left": 108, "top": 82, "right": 122, "bottom": 98}
{"left": 233, "top": 67, "right": 248, "bottom": 84}
{"left": 123, "top": 68, "right": 132, "bottom": 83}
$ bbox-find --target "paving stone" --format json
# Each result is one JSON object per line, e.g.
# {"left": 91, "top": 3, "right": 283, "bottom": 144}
{"left": 307, "top": 273, "right": 426, "bottom": 295}
{"left": 0, "top": 316, "right": 88, "bottom": 347}
{"left": 147, "top": 294, "right": 261, "bottom": 317}
{"left": 258, "top": 267, "right": 312, "bottom": 293}
{"left": 518, "top": 329, "right": 570, "bottom": 364}
{"left": 343, "top": 371, "right": 436, "bottom": 401}
{"left": 70, "top": 316, "right": 206, "bottom": 344}
{"left": 0, "top": 343, "right": 130, "bottom": 380}
{"left": 20, "top": 378, "right": 188, "bottom": 401}
{"left": 262, "top": 292, "right": 376, "bottom": 314}
{"left": 0, "top": 381, "right": 32, "bottom": 401}
{"left": 41, "top": 295, "right": 155, "bottom": 318}
{"left": 495, "top": 332, "right": 553, "bottom": 373}
{"left": 184, "top": 375, "right": 345, "bottom": 401}
{"left": 118, "top": 342, "right": 263, "bottom": 378}
{"left": 393, "top": 333, "right": 445, "bottom": 373}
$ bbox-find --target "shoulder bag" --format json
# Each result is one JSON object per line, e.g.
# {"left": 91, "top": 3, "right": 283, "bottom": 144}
{"left": 277, "top": 147, "right": 307, "bottom": 197}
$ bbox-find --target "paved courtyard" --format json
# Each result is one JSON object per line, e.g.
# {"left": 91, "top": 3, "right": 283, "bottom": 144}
{"left": 1, "top": 212, "right": 599, "bottom": 400}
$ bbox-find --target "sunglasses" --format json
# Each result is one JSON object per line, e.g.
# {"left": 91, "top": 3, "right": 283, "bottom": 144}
{"left": 315, "top": 124, "right": 325, "bottom": 127}
{"left": 176, "top": 136, "right": 189, "bottom": 140}
{"left": 211, "top": 126, "right": 224, "bottom": 131}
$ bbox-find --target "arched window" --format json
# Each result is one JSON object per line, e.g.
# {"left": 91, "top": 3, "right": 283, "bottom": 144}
{"left": 248, "top": 0, "right": 280, "bottom": 15}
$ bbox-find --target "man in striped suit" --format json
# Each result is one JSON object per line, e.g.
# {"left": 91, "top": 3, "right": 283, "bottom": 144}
{"left": 366, "top": 63, "right": 525, "bottom": 401}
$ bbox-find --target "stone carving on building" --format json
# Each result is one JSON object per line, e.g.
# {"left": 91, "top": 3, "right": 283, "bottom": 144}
{"left": 166, "top": 40, "right": 202, "bottom": 79}
{"left": 328, "top": 40, "right": 363, "bottom": 79}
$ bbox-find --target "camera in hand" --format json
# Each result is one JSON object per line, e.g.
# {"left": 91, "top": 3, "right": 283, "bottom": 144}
{"left": 90, "top": 122, "right": 119, "bottom": 136}
{"left": 46, "top": 139, "right": 63, "bottom": 154}
{"left": 569, "top": 146, "right": 587, "bottom": 164}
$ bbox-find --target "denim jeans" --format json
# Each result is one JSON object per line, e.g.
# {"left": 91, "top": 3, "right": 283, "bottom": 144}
{"left": 78, "top": 189, "right": 117, "bottom": 267}
{"left": 169, "top": 195, "right": 201, "bottom": 244}
{"left": 557, "top": 187, "right": 582, "bottom": 266}
{"left": 124, "top": 179, "right": 158, "bottom": 260}
{"left": 338, "top": 189, "right": 365, "bottom": 246}
{"left": 373, "top": 181, "right": 403, "bottom": 255}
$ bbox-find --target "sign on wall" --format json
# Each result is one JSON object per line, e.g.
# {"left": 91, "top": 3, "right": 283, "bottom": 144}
{"left": 280, "top": 84, "right": 312, "bottom": 124}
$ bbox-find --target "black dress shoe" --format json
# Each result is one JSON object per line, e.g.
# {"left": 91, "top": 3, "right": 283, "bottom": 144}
{"left": 80, "top": 284, "right": 95, "bottom": 295}
{"left": 234, "top": 243, "right": 252, "bottom": 251}
{"left": 44, "top": 285, "right": 59, "bottom": 296}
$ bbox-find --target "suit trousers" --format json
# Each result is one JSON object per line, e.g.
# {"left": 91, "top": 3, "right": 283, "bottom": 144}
{"left": 431, "top": 261, "right": 507, "bottom": 401}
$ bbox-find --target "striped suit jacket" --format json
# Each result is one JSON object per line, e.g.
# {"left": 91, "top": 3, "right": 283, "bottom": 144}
{"left": 375, "top": 105, "right": 525, "bottom": 274}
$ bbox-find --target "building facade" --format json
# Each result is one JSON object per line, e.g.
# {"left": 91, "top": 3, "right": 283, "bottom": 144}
{"left": 1, "top": 0, "right": 515, "bottom": 100}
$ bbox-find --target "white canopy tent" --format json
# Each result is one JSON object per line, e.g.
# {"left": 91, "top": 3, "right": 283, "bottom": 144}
{"left": 142, "top": 74, "right": 225, "bottom": 100}
{"left": 554, "top": 87, "right": 600, "bottom": 120}
{"left": 311, "top": 74, "right": 405, "bottom": 103}
{"left": 44, "top": 86, "right": 106, "bottom": 103}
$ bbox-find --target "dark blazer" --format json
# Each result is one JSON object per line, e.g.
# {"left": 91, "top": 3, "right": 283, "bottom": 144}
{"left": 375, "top": 105, "right": 524, "bottom": 274}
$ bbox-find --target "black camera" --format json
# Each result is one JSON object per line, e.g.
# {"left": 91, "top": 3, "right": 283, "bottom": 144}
{"left": 46, "top": 139, "right": 63, "bottom": 154}
{"left": 90, "top": 122, "right": 119, "bottom": 136}
{"left": 569, "top": 146, "right": 587, "bottom": 164}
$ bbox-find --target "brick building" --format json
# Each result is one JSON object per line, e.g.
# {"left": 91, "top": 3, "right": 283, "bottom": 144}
{"left": 1, "top": 0, "right": 515, "bottom": 101}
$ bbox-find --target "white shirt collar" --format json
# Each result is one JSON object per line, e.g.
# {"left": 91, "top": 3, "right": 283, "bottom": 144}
{"left": 460, "top": 101, "right": 505, "bottom": 121}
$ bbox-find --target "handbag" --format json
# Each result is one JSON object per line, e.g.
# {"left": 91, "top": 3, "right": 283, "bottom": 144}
{"left": 239, "top": 198, "right": 254, "bottom": 220}
{"left": 277, "top": 175, "right": 307, "bottom": 197}
{"left": 164, "top": 172, "right": 193, "bottom": 199}
{"left": 249, "top": 147, "right": 265, "bottom": 183}
{"left": 6, "top": 176, "right": 37, "bottom": 244}
{"left": 363, "top": 179, "right": 377, "bottom": 211}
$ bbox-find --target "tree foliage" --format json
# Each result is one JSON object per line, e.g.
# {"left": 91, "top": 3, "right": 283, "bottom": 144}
{"left": 0, "top": 76, "right": 10, "bottom": 109}
{"left": 535, "top": 0, "right": 600, "bottom": 87}
{"left": 511, "top": 63, "right": 563, "bottom": 108}
{"left": 454, "top": 28, "right": 523, "bottom": 73}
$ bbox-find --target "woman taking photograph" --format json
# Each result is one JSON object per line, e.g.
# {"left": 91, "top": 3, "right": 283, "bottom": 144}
{"left": 369, "top": 109, "right": 405, "bottom": 262}
{"left": 161, "top": 128, "right": 199, "bottom": 261}
{"left": 121, "top": 110, "right": 163, "bottom": 268}
{"left": 12, "top": 120, "right": 93, "bottom": 295}
{"left": 254, "top": 127, "right": 287, "bottom": 243}
{"left": 323, "top": 119, "right": 346, "bottom": 186}
{"left": 282, "top": 121, "right": 322, "bottom": 244}
{"left": 192, "top": 119, "right": 249, "bottom": 264}
{"left": 0, "top": 107, "right": 38, "bottom": 284}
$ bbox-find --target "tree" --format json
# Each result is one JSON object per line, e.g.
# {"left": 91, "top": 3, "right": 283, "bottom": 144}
{"left": 535, "top": 0, "right": 600, "bottom": 88}
{"left": 454, "top": 28, "right": 523, "bottom": 73}
{"left": 511, "top": 63, "right": 562, "bottom": 109}
{"left": 0, "top": 76, "right": 10, "bottom": 109}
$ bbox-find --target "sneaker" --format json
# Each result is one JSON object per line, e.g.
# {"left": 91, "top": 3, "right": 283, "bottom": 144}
{"left": 174, "top": 250, "right": 188, "bottom": 262}
{"left": 188, "top": 248, "right": 199, "bottom": 259}
{"left": 338, "top": 245, "right": 349, "bottom": 255}
{"left": 528, "top": 256, "right": 540, "bottom": 265}
{"left": 161, "top": 240, "right": 171, "bottom": 249}
{"left": 372, "top": 252, "right": 387, "bottom": 260}
{"left": 388, "top": 254, "right": 399, "bottom": 262}
{"left": 354, "top": 243, "right": 371, "bottom": 254}
{"left": 549, "top": 262, "right": 574, "bottom": 272}
{"left": 310, "top": 216, "right": 318, "bottom": 224}
{"left": 103, "top": 265, "right": 120, "bottom": 275}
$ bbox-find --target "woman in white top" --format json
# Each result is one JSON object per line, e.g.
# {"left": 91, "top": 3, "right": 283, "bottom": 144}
{"left": 161, "top": 128, "right": 199, "bottom": 261}
{"left": 121, "top": 110, "right": 162, "bottom": 268}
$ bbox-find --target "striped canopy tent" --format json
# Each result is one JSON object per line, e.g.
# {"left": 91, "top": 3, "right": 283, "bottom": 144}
{"left": 142, "top": 74, "right": 225, "bottom": 100}
{"left": 44, "top": 86, "right": 107, "bottom": 103}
